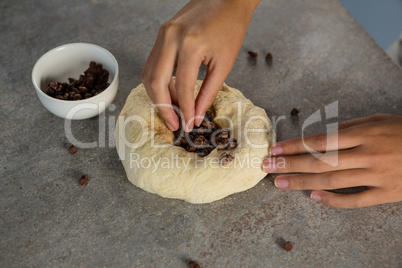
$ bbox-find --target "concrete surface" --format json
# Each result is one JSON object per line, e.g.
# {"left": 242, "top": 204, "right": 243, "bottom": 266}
{"left": 1, "top": 0, "right": 401, "bottom": 267}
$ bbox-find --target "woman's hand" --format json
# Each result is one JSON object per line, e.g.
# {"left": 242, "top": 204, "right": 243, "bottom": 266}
{"left": 263, "top": 114, "right": 402, "bottom": 209}
{"left": 141, "top": 0, "right": 260, "bottom": 132}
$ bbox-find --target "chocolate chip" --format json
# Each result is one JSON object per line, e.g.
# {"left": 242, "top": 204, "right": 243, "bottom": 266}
{"left": 78, "top": 75, "right": 85, "bottom": 84}
{"left": 188, "top": 261, "right": 200, "bottom": 268}
{"left": 180, "top": 137, "right": 187, "bottom": 146}
{"left": 173, "top": 111, "right": 237, "bottom": 157}
{"left": 248, "top": 51, "right": 258, "bottom": 58}
{"left": 220, "top": 153, "right": 234, "bottom": 165}
{"left": 69, "top": 145, "right": 77, "bottom": 155}
{"left": 201, "top": 122, "right": 210, "bottom": 128}
{"left": 73, "top": 94, "right": 82, "bottom": 100}
{"left": 173, "top": 139, "right": 182, "bottom": 146}
{"left": 78, "top": 86, "right": 88, "bottom": 95}
{"left": 284, "top": 241, "right": 292, "bottom": 251}
{"left": 228, "top": 139, "right": 238, "bottom": 149}
{"left": 48, "top": 82, "right": 58, "bottom": 90}
{"left": 194, "top": 136, "right": 207, "bottom": 146}
{"left": 47, "top": 87, "right": 55, "bottom": 95}
{"left": 187, "top": 145, "right": 196, "bottom": 152}
{"left": 54, "top": 83, "right": 62, "bottom": 92}
{"left": 265, "top": 52, "right": 273, "bottom": 60}
{"left": 205, "top": 110, "right": 213, "bottom": 120}
{"left": 79, "top": 174, "right": 89, "bottom": 186}
{"left": 71, "top": 87, "right": 79, "bottom": 94}
{"left": 45, "top": 61, "right": 110, "bottom": 101}
{"left": 291, "top": 108, "right": 299, "bottom": 115}
{"left": 219, "top": 129, "right": 229, "bottom": 139}
{"left": 217, "top": 143, "right": 226, "bottom": 150}
{"left": 85, "top": 76, "right": 94, "bottom": 87}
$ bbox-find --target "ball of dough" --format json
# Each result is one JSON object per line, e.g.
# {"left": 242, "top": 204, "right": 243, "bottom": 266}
{"left": 115, "top": 80, "right": 275, "bottom": 203}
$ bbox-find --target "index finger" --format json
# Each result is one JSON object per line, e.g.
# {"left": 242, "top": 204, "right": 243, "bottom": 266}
{"left": 141, "top": 32, "right": 179, "bottom": 130}
{"left": 270, "top": 129, "right": 362, "bottom": 156}
{"left": 175, "top": 52, "right": 202, "bottom": 132}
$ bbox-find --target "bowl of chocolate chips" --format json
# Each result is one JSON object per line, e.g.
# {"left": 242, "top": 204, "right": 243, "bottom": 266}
{"left": 32, "top": 43, "right": 119, "bottom": 119}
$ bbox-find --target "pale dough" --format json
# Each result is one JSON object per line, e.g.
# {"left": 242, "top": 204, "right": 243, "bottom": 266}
{"left": 115, "top": 80, "right": 275, "bottom": 203}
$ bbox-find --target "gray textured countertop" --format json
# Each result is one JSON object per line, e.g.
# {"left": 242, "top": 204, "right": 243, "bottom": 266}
{"left": 1, "top": 0, "right": 401, "bottom": 267}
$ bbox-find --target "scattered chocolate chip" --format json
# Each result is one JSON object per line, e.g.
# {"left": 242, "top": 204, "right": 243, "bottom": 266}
{"left": 69, "top": 145, "right": 77, "bottom": 155}
{"left": 291, "top": 108, "right": 299, "bottom": 115}
{"left": 46, "top": 61, "right": 110, "bottom": 101}
{"left": 248, "top": 51, "right": 258, "bottom": 58}
{"left": 265, "top": 52, "right": 273, "bottom": 60}
{"left": 284, "top": 241, "right": 292, "bottom": 251}
{"left": 79, "top": 174, "right": 89, "bottom": 186}
{"left": 188, "top": 261, "right": 200, "bottom": 268}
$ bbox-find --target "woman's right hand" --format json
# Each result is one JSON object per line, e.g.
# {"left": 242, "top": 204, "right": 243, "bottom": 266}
{"left": 141, "top": 0, "right": 261, "bottom": 132}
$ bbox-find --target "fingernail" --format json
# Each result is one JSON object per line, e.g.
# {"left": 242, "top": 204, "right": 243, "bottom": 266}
{"left": 195, "top": 113, "right": 205, "bottom": 127}
{"left": 311, "top": 192, "right": 322, "bottom": 202}
{"left": 270, "top": 145, "right": 283, "bottom": 156}
{"left": 262, "top": 158, "right": 277, "bottom": 173}
{"left": 183, "top": 122, "right": 193, "bottom": 132}
{"left": 166, "top": 122, "right": 175, "bottom": 131}
{"left": 274, "top": 177, "right": 289, "bottom": 188}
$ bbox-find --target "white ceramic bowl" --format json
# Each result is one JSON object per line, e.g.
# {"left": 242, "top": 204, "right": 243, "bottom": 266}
{"left": 32, "top": 43, "right": 119, "bottom": 120}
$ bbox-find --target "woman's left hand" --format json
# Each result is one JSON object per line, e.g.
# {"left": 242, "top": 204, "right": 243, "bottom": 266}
{"left": 262, "top": 114, "right": 402, "bottom": 209}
